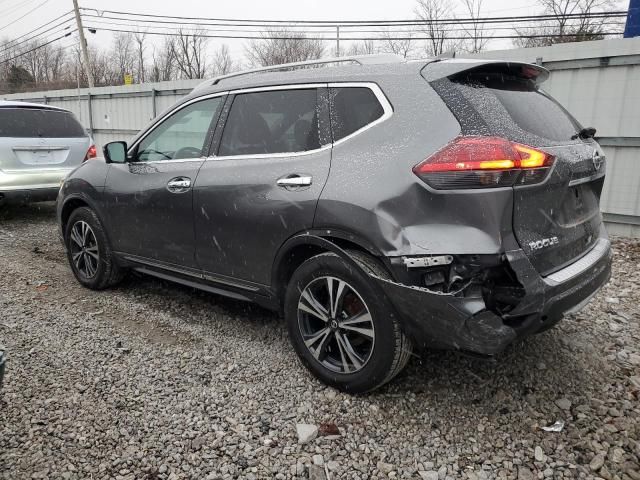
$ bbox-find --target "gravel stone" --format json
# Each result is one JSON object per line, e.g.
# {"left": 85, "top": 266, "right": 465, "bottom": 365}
{"left": 296, "top": 424, "right": 318, "bottom": 444}
{"left": 555, "top": 398, "right": 572, "bottom": 410}
{"left": 419, "top": 471, "right": 439, "bottom": 480}
{"left": 517, "top": 467, "right": 535, "bottom": 480}
{"left": 1, "top": 203, "right": 640, "bottom": 480}
{"left": 590, "top": 453, "right": 605, "bottom": 472}
{"left": 535, "top": 445, "right": 546, "bottom": 462}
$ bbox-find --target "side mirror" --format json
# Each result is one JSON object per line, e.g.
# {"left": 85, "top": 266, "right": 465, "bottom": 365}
{"left": 103, "top": 141, "right": 128, "bottom": 164}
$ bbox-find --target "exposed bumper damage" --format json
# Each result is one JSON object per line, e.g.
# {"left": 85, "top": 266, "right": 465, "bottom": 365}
{"left": 375, "top": 237, "right": 612, "bottom": 356}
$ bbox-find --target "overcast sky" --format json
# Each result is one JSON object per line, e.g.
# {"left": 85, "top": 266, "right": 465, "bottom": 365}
{"left": 0, "top": 0, "right": 627, "bottom": 66}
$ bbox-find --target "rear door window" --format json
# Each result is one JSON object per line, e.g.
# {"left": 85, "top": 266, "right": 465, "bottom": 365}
{"left": 218, "top": 89, "right": 320, "bottom": 156}
{"left": 329, "top": 87, "right": 384, "bottom": 142}
{"left": 0, "top": 108, "right": 86, "bottom": 138}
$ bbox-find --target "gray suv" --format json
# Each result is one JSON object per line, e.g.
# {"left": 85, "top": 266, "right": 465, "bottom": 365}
{"left": 0, "top": 101, "right": 94, "bottom": 204}
{"left": 57, "top": 55, "right": 611, "bottom": 393}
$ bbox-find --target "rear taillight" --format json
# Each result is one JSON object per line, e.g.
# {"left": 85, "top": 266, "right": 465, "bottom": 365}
{"left": 413, "top": 136, "right": 554, "bottom": 190}
{"left": 84, "top": 145, "right": 97, "bottom": 162}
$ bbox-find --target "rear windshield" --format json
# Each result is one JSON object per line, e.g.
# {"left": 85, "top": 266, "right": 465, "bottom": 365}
{"left": 0, "top": 108, "right": 87, "bottom": 138}
{"left": 438, "top": 73, "right": 582, "bottom": 145}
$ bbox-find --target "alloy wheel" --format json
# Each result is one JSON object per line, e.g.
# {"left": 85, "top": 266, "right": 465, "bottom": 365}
{"left": 69, "top": 221, "right": 99, "bottom": 278}
{"left": 297, "top": 276, "right": 375, "bottom": 374}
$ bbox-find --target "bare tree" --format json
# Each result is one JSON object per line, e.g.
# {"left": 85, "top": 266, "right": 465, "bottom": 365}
{"left": 111, "top": 33, "right": 135, "bottom": 84}
{"left": 133, "top": 32, "right": 147, "bottom": 83}
{"left": 0, "top": 38, "right": 20, "bottom": 82}
{"left": 44, "top": 45, "right": 67, "bottom": 83}
{"left": 415, "top": 0, "right": 458, "bottom": 56}
{"left": 245, "top": 29, "right": 325, "bottom": 67}
{"left": 347, "top": 40, "right": 378, "bottom": 56}
{"left": 514, "top": 0, "right": 617, "bottom": 47}
{"left": 211, "top": 44, "right": 235, "bottom": 76}
{"left": 21, "top": 39, "right": 48, "bottom": 84}
{"left": 171, "top": 30, "right": 208, "bottom": 79}
{"left": 461, "top": 0, "right": 490, "bottom": 53}
{"left": 149, "top": 37, "right": 176, "bottom": 82}
{"left": 379, "top": 29, "right": 414, "bottom": 58}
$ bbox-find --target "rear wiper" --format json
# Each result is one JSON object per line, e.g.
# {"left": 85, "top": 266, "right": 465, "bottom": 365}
{"left": 571, "top": 126, "right": 596, "bottom": 140}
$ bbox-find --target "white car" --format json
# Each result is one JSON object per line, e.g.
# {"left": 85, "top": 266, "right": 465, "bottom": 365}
{"left": 0, "top": 101, "right": 95, "bottom": 204}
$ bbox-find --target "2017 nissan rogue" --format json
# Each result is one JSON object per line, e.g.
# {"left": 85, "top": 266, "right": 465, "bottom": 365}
{"left": 57, "top": 55, "right": 612, "bottom": 393}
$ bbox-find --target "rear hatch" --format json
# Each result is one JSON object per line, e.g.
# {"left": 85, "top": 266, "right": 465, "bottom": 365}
{"left": 424, "top": 61, "right": 605, "bottom": 276}
{"left": 0, "top": 106, "right": 89, "bottom": 172}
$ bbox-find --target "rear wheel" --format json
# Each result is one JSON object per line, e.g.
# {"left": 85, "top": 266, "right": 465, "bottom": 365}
{"left": 65, "top": 207, "right": 123, "bottom": 290}
{"left": 285, "top": 251, "right": 411, "bottom": 393}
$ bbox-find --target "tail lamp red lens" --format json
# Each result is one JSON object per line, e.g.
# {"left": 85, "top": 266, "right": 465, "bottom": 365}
{"left": 83, "top": 145, "right": 97, "bottom": 162}
{"left": 413, "top": 136, "right": 554, "bottom": 190}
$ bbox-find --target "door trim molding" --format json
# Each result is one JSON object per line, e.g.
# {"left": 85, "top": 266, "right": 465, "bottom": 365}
{"left": 120, "top": 253, "right": 263, "bottom": 292}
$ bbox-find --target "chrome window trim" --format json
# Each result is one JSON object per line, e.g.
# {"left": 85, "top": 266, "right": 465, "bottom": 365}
{"left": 210, "top": 144, "right": 332, "bottom": 162}
{"left": 328, "top": 82, "right": 394, "bottom": 147}
{"left": 213, "top": 83, "right": 329, "bottom": 160}
{"left": 127, "top": 91, "right": 228, "bottom": 163}
{"left": 227, "top": 83, "right": 327, "bottom": 95}
{"left": 208, "top": 82, "right": 393, "bottom": 161}
{"left": 127, "top": 82, "right": 393, "bottom": 164}
{"left": 127, "top": 158, "right": 206, "bottom": 166}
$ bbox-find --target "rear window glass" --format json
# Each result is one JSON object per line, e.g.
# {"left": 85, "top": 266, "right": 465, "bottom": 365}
{"left": 330, "top": 87, "right": 384, "bottom": 142}
{"left": 0, "top": 108, "right": 87, "bottom": 138}
{"left": 449, "top": 75, "right": 581, "bottom": 144}
{"left": 219, "top": 89, "right": 320, "bottom": 156}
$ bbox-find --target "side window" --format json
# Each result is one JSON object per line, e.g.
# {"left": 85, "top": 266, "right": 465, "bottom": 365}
{"left": 330, "top": 87, "right": 385, "bottom": 142}
{"left": 218, "top": 89, "right": 320, "bottom": 156}
{"left": 136, "top": 97, "right": 222, "bottom": 162}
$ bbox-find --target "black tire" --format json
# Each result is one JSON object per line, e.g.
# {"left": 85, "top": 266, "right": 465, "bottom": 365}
{"left": 284, "top": 251, "right": 412, "bottom": 393}
{"left": 64, "top": 207, "right": 124, "bottom": 290}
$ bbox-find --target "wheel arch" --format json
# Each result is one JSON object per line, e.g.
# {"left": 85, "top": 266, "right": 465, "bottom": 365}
{"left": 271, "top": 230, "right": 392, "bottom": 305}
{"left": 60, "top": 194, "right": 108, "bottom": 240}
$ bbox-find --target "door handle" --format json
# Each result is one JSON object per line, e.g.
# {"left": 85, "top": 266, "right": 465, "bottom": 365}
{"left": 167, "top": 177, "right": 192, "bottom": 193}
{"left": 276, "top": 174, "right": 312, "bottom": 189}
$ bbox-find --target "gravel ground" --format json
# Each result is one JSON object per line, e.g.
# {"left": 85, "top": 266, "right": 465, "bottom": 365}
{"left": 0, "top": 202, "right": 639, "bottom": 480}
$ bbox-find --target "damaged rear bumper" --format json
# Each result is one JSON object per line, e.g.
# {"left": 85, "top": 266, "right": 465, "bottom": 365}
{"left": 376, "top": 237, "right": 612, "bottom": 356}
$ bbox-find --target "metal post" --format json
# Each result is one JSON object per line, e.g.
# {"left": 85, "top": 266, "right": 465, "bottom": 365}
{"left": 72, "top": 0, "right": 94, "bottom": 88}
{"left": 151, "top": 88, "right": 157, "bottom": 118}
{"left": 87, "top": 92, "right": 93, "bottom": 136}
{"left": 336, "top": 26, "right": 340, "bottom": 57}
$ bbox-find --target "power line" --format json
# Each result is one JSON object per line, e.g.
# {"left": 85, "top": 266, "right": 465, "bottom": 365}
{"left": 0, "top": 0, "right": 39, "bottom": 18}
{"left": 82, "top": 24, "right": 626, "bottom": 41}
{"left": 8, "top": 10, "right": 74, "bottom": 44}
{"left": 0, "top": 19, "right": 74, "bottom": 56}
{"left": 0, "top": 31, "right": 72, "bottom": 65}
{"left": 81, "top": 17, "right": 626, "bottom": 36}
{"left": 79, "top": 8, "right": 628, "bottom": 27}
{"left": 0, "top": 0, "right": 52, "bottom": 32}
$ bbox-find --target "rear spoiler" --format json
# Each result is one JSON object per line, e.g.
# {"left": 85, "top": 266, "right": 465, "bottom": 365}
{"left": 421, "top": 59, "right": 550, "bottom": 85}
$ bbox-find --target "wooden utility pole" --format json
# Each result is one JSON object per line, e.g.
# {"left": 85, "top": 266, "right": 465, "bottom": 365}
{"left": 72, "top": 0, "right": 94, "bottom": 87}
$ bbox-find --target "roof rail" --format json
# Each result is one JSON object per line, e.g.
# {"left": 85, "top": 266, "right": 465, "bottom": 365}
{"left": 193, "top": 54, "right": 403, "bottom": 91}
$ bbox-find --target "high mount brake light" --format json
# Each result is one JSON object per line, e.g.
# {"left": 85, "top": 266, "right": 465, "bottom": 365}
{"left": 413, "top": 136, "right": 554, "bottom": 190}
{"left": 84, "top": 145, "right": 97, "bottom": 162}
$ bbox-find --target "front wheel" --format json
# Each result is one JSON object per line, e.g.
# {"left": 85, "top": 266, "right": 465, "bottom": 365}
{"left": 64, "top": 207, "right": 123, "bottom": 290}
{"left": 284, "top": 252, "right": 411, "bottom": 393}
